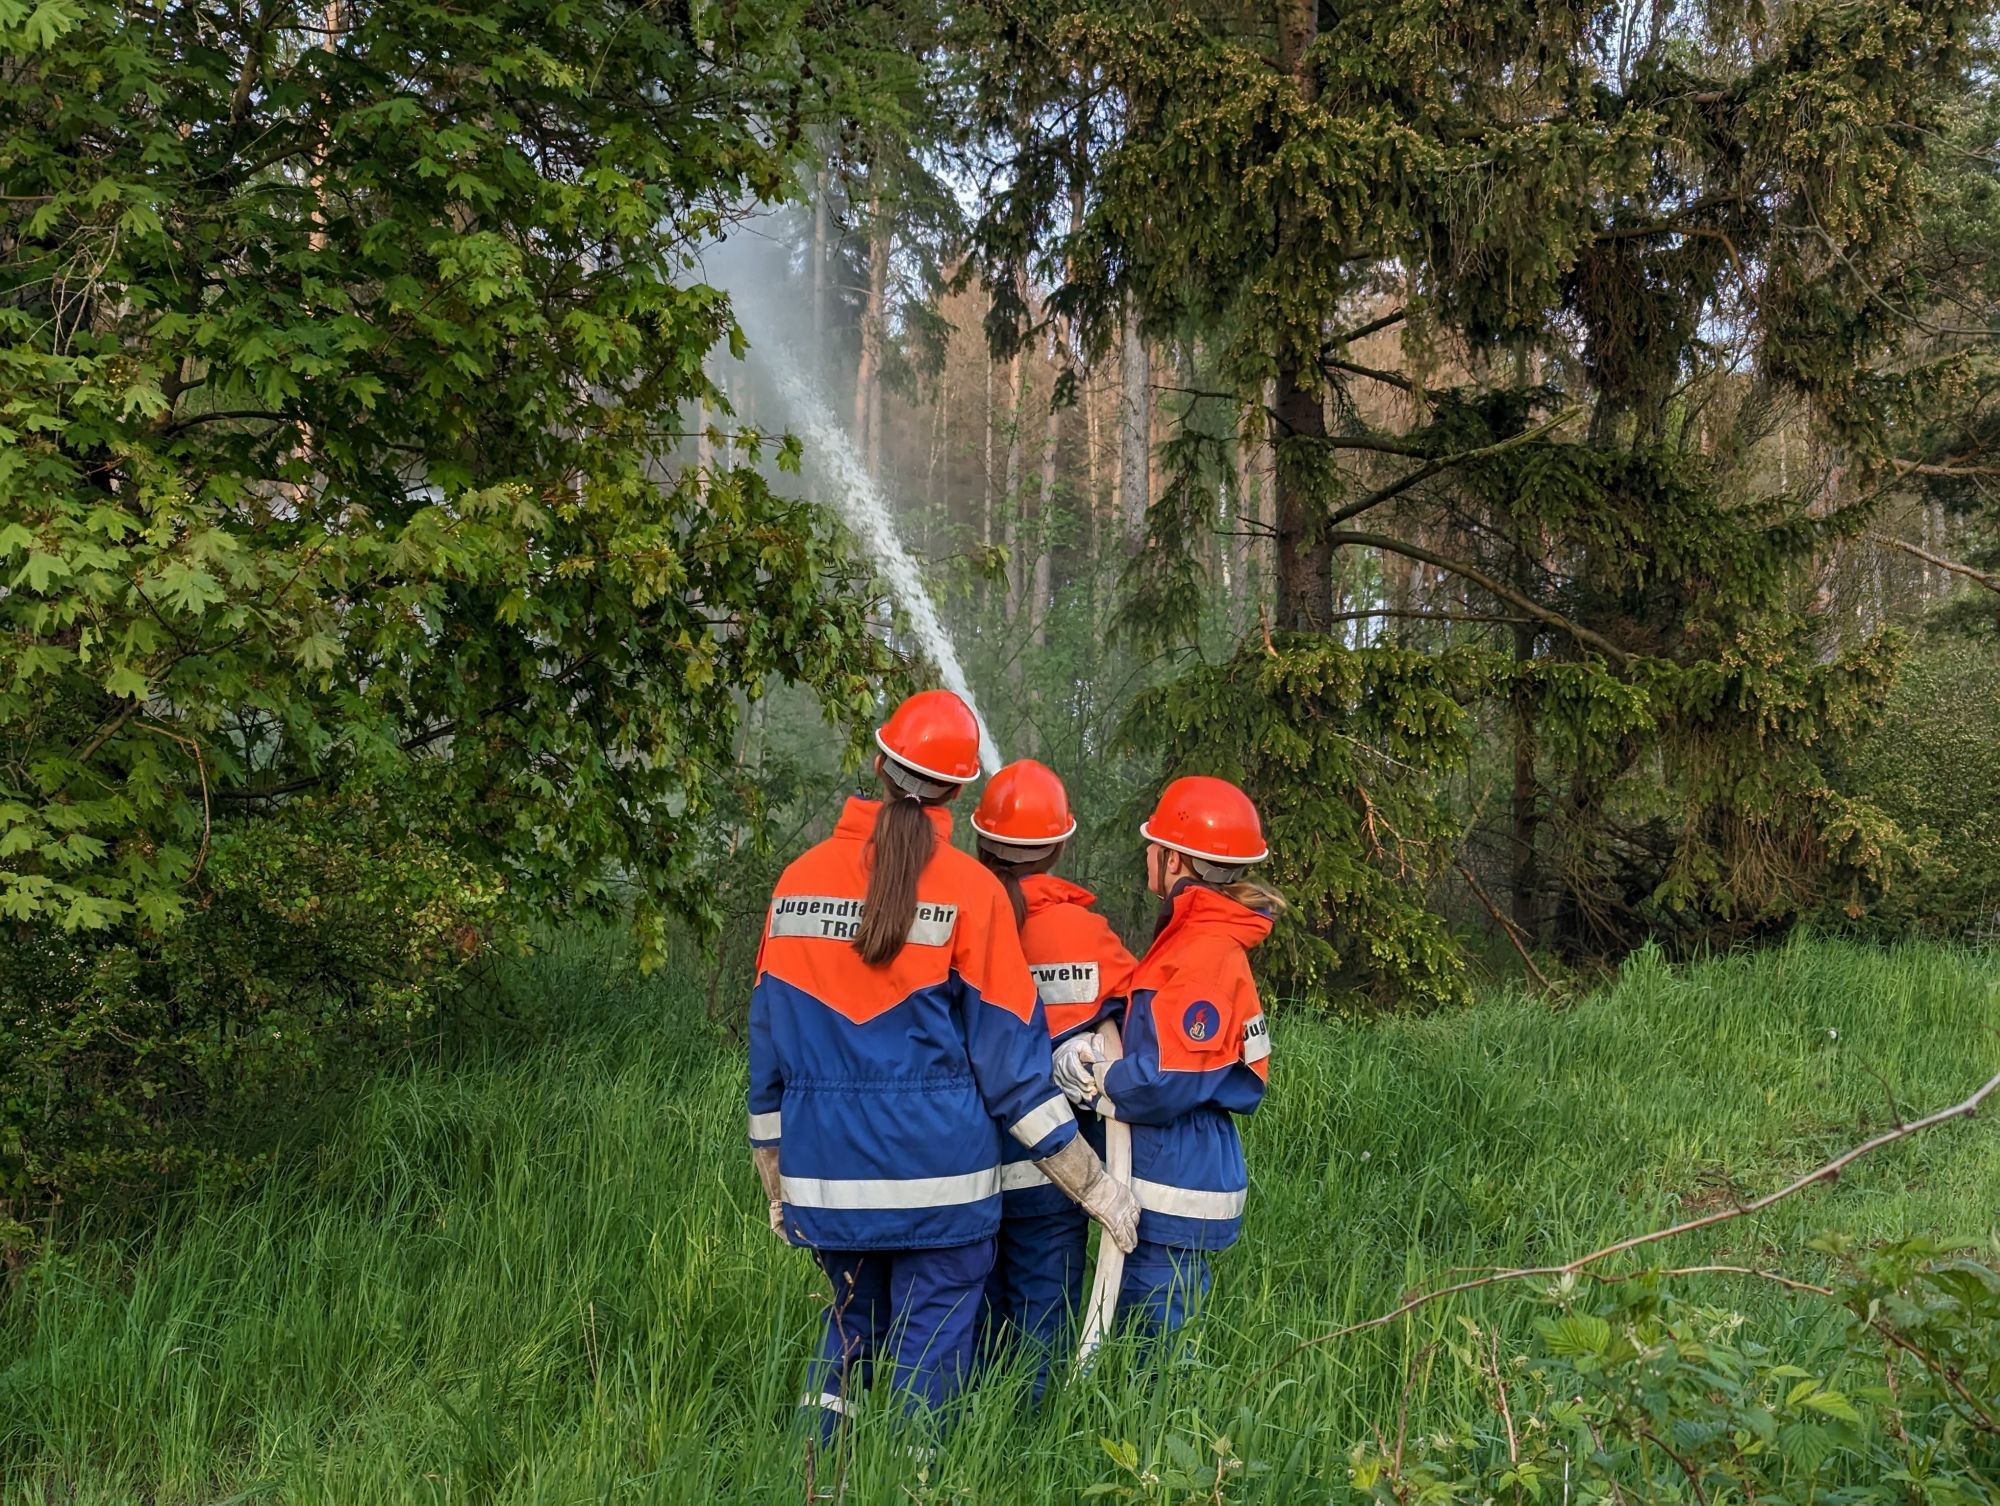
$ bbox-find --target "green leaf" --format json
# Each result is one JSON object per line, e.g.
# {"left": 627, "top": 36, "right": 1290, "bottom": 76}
{"left": 1800, "top": 1390, "right": 1860, "bottom": 1425}
{"left": 103, "top": 665, "right": 150, "bottom": 699}
{"left": 1537, "top": 1313, "right": 1612, "bottom": 1358}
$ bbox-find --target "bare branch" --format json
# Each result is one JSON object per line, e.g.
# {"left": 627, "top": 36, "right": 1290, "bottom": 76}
{"left": 1259, "top": 1063, "right": 2000, "bottom": 1377}
{"left": 1330, "top": 609, "right": 1534, "bottom": 626}
{"left": 1893, "top": 460, "right": 2000, "bottom": 479}
{"left": 1455, "top": 859, "right": 1555, "bottom": 992}
{"left": 1328, "top": 409, "right": 1585, "bottom": 526}
{"left": 1324, "top": 307, "right": 1407, "bottom": 350}
{"left": 1327, "top": 527, "right": 1632, "bottom": 665}
{"left": 1321, "top": 354, "right": 1414, "bottom": 394}
{"left": 1868, "top": 532, "right": 2000, "bottom": 595}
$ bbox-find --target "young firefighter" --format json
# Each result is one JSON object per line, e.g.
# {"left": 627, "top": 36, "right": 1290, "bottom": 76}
{"left": 1051, "top": 776, "right": 1279, "bottom": 1337}
{"left": 746, "top": 691, "right": 1139, "bottom": 1439}
{"left": 969, "top": 759, "right": 1139, "bottom": 1395}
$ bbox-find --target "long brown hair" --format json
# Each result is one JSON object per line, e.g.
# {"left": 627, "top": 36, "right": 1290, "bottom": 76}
{"left": 978, "top": 844, "right": 1065, "bottom": 931}
{"left": 854, "top": 773, "right": 947, "bottom": 966}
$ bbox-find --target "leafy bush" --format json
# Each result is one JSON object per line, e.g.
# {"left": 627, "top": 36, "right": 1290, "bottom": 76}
{"left": 1353, "top": 1242, "right": 2000, "bottom": 1505}
{"left": 1833, "top": 638, "right": 2000, "bottom": 937}
{"left": 1, "top": 795, "right": 516, "bottom": 1255}
{"left": 0, "top": 1, "right": 897, "bottom": 1231}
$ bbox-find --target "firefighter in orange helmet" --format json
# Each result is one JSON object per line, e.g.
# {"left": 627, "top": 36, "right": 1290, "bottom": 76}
{"left": 1051, "top": 775, "right": 1280, "bottom": 1337}
{"left": 970, "top": 759, "right": 1138, "bottom": 1395}
{"left": 747, "top": 692, "right": 1137, "bottom": 1436}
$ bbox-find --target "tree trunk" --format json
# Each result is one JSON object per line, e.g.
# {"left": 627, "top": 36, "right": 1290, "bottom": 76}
{"left": 1271, "top": 0, "right": 1333, "bottom": 633}
{"left": 855, "top": 178, "right": 889, "bottom": 475}
{"left": 693, "top": 390, "right": 711, "bottom": 487}
{"left": 1004, "top": 335, "right": 1027, "bottom": 625}
{"left": 1120, "top": 301, "right": 1150, "bottom": 548}
{"left": 1274, "top": 377, "right": 1333, "bottom": 631}
{"left": 983, "top": 343, "right": 995, "bottom": 551}
{"left": 1510, "top": 620, "right": 1540, "bottom": 937}
{"left": 1085, "top": 369, "right": 1104, "bottom": 612}
{"left": 1034, "top": 328, "right": 1059, "bottom": 651}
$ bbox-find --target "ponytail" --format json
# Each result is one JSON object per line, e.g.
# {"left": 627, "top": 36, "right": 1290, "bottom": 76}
{"left": 1213, "top": 877, "right": 1287, "bottom": 916}
{"left": 977, "top": 842, "right": 1065, "bottom": 933}
{"left": 1154, "top": 874, "right": 1288, "bottom": 938}
{"left": 854, "top": 792, "right": 940, "bottom": 966}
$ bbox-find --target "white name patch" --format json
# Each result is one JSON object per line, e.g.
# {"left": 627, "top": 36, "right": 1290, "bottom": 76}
{"left": 1242, "top": 1011, "right": 1270, "bottom": 1064}
{"left": 768, "top": 895, "right": 958, "bottom": 948}
{"left": 1030, "top": 960, "right": 1099, "bottom": 1006}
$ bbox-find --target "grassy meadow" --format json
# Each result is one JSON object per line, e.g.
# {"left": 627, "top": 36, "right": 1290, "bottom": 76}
{"left": 3, "top": 934, "right": 1998, "bottom": 1503}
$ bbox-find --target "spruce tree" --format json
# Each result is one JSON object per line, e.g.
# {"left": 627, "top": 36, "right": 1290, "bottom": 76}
{"left": 973, "top": 0, "right": 1998, "bottom": 1000}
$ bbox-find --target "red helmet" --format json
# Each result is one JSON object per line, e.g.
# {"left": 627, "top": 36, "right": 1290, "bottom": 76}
{"left": 972, "top": 760, "right": 1077, "bottom": 849}
{"left": 875, "top": 689, "right": 982, "bottom": 785}
{"left": 1140, "top": 775, "right": 1269, "bottom": 866}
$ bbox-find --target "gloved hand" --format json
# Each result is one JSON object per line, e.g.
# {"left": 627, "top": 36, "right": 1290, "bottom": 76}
{"left": 1035, "top": 1136, "right": 1140, "bottom": 1254}
{"left": 1051, "top": 1034, "right": 1107, "bottom": 1107}
{"left": 752, "top": 1144, "right": 787, "bottom": 1241}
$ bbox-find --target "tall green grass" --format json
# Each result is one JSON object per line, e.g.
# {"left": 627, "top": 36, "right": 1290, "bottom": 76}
{"left": 4, "top": 935, "right": 1997, "bottom": 1503}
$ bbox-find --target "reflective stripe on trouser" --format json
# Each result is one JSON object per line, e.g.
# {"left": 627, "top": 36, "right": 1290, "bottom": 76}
{"left": 980, "top": 1205, "right": 1090, "bottom": 1401}
{"left": 802, "top": 1239, "right": 997, "bottom": 1442}
{"left": 1116, "top": 1240, "right": 1212, "bottom": 1339}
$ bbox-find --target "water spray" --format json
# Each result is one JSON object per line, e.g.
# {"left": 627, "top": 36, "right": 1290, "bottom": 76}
{"left": 764, "top": 352, "right": 1004, "bottom": 774}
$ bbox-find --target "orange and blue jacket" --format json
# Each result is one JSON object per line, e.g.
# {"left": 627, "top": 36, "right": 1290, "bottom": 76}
{"left": 747, "top": 797, "right": 1079, "bottom": 1251}
{"left": 1000, "top": 873, "right": 1138, "bottom": 1217}
{"left": 1100, "top": 883, "right": 1271, "bottom": 1250}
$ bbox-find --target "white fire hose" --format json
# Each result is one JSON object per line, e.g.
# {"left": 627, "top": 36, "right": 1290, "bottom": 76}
{"left": 1075, "top": 1018, "right": 1130, "bottom": 1368}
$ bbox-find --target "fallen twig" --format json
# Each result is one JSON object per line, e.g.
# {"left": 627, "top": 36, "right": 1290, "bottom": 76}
{"left": 1259, "top": 1065, "right": 2000, "bottom": 1379}
{"left": 1455, "top": 859, "right": 1554, "bottom": 992}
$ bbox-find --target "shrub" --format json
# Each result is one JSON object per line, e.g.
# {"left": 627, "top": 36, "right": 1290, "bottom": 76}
{"left": 1832, "top": 637, "right": 2000, "bottom": 938}
{"left": 0, "top": 794, "right": 518, "bottom": 1256}
{"left": 1353, "top": 1242, "right": 2000, "bottom": 1505}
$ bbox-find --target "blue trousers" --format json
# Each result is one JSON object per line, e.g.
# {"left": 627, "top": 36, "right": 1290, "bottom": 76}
{"left": 803, "top": 1240, "right": 995, "bottom": 1440}
{"left": 1115, "top": 1241, "right": 1211, "bottom": 1338}
{"left": 982, "top": 1206, "right": 1089, "bottom": 1398}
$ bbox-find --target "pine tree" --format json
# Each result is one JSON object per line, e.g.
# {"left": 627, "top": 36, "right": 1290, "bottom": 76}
{"left": 973, "top": 0, "right": 1998, "bottom": 1000}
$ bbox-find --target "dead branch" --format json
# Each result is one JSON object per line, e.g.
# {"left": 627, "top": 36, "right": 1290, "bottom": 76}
{"left": 1259, "top": 1064, "right": 2000, "bottom": 1377}
{"left": 1454, "top": 859, "right": 1555, "bottom": 992}
{"left": 1868, "top": 532, "right": 2000, "bottom": 595}
{"left": 1327, "top": 409, "right": 1585, "bottom": 527}
{"left": 1325, "top": 528, "right": 1632, "bottom": 665}
{"left": 1324, "top": 307, "right": 1407, "bottom": 351}
{"left": 1870, "top": 1319, "right": 2000, "bottom": 1435}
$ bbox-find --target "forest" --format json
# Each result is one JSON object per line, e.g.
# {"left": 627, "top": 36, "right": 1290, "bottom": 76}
{"left": 1, "top": 0, "right": 1998, "bottom": 1501}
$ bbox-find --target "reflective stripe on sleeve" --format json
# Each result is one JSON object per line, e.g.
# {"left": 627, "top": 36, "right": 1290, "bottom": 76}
{"left": 1007, "top": 1093, "right": 1075, "bottom": 1148}
{"left": 801, "top": 1390, "right": 848, "bottom": 1416}
{"left": 1000, "top": 1161, "right": 1050, "bottom": 1191}
{"left": 781, "top": 1167, "right": 1001, "bottom": 1210}
{"left": 1241, "top": 1013, "right": 1270, "bottom": 1065}
{"left": 748, "top": 1110, "right": 782, "bottom": 1140}
{"left": 1131, "top": 1178, "right": 1247, "bottom": 1221}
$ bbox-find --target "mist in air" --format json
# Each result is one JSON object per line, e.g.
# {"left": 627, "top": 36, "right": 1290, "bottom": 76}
{"left": 696, "top": 216, "right": 1003, "bottom": 774}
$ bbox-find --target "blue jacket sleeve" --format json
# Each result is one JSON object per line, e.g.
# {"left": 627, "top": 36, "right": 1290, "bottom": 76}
{"left": 958, "top": 886, "right": 1078, "bottom": 1160}
{"left": 1101, "top": 985, "right": 1262, "bottom": 1127}
{"left": 747, "top": 958, "right": 784, "bottom": 1148}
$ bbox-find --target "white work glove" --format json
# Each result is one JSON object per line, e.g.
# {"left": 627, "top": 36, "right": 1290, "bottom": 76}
{"left": 1036, "top": 1137, "right": 1140, "bottom": 1254}
{"left": 1051, "top": 1034, "right": 1107, "bottom": 1107}
{"left": 752, "top": 1144, "right": 787, "bottom": 1241}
